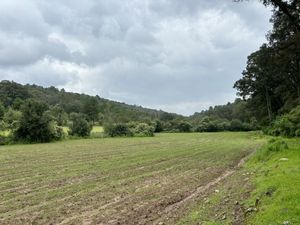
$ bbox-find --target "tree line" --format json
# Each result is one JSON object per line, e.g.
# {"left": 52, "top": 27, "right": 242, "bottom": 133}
{"left": 232, "top": 0, "right": 300, "bottom": 136}
{"left": 0, "top": 0, "right": 299, "bottom": 143}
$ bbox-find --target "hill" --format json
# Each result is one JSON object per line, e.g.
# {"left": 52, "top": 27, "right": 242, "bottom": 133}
{"left": 0, "top": 80, "right": 181, "bottom": 125}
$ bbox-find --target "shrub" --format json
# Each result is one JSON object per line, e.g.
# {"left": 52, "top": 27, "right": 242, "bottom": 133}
{"left": 105, "top": 122, "right": 155, "bottom": 137}
{"left": 154, "top": 120, "right": 163, "bottom": 132}
{"left": 105, "top": 123, "right": 133, "bottom": 137}
{"left": 68, "top": 113, "right": 92, "bottom": 137}
{"left": 0, "top": 135, "right": 10, "bottom": 145}
{"left": 177, "top": 122, "right": 192, "bottom": 132}
{"left": 265, "top": 106, "right": 300, "bottom": 137}
{"left": 195, "top": 121, "right": 220, "bottom": 132}
{"left": 229, "top": 119, "right": 243, "bottom": 131}
{"left": 131, "top": 123, "right": 155, "bottom": 137}
{"left": 14, "top": 100, "right": 64, "bottom": 143}
{"left": 3, "top": 108, "right": 22, "bottom": 131}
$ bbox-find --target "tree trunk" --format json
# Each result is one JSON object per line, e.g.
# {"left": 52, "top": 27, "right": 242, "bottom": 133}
{"left": 265, "top": 86, "right": 273, "bottom": 121}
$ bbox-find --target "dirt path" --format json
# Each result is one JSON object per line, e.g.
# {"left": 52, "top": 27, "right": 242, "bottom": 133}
{"left": 151, "top": 154, "right": 251, "bottom": 225}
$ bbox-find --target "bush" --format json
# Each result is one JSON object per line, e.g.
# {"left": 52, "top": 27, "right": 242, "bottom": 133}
{"left": 195, "top": 119, "right": 221, "bottom": 132}
{"left": 0, "top": 135, "right": 10, "bottom": 145}
{"left": 229, "top": 119, "right": 243, "bottom": 131}
{"left": 154, "top": 120, "right": 163, "bottom": 132}
{"left": 14, "top": 100, "right": 64, "bottom": 143}
{"left": 177, "top": 122, "right": 192, "bottom": 132}
{"left": 105, "top": 122, "right": 155, "bottom": 137}
{"left": 131, "top": 123, "right": 155, "bottom": 137}
{"left": 265, "top": 106, "right": 300, "bottom": 137}
{"left": 105, "top": 123, "right": 133, "bottom": 137}
{"left": 68, "top": 113, "right": 92, "bottom": 137}
{"left": 3, "top": 108, "right": 22, "bottom": 131}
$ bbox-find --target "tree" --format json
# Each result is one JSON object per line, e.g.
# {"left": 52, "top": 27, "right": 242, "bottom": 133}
{"left": 0, "top": 102, "right": 4, "bottom": 120}
{"left": 234, "top": 0, "right": 300, "bottom": 124}
{"left": 14, "top": 100, "right": 63, "bottom": 143}
{"left": 50, "top": 105, "right": 68, "bottom": 126}
{"left": 262, "top": 0, "right": 300, "bottom": 31}
{"left": 83, "top": 98, "right": 99, "bottom": 123}
{"left": 234, "top": 44, "right": 281, "bottom": 121}
{"left": 177, "top": 121, "right": 192, "bottom": 132}
{"left": 68, "top": 113, "right": 92, "bottom": 137}
{"left": 235, "top": 0, "right": 300, "bottom": 30}
{"left": 154, "top": 120, "right": 163, "bottom": 132}
{"left": 3, "top": 108, "right": 22, "bottom": 131}
{"left": 0, "top": 81, "right": 30, "bottom": 107}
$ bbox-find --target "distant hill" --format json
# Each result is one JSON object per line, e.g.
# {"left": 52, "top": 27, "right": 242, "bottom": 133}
{"left": 0, "top": 80, "right": 182, "bottom": 124}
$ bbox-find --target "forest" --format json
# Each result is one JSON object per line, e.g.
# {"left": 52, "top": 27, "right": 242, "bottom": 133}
{"left": 1, "top": 0, "right": 300, "bottom": 143}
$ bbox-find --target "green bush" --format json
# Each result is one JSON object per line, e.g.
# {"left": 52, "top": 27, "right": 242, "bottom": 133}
{"left": 229, "top": 119, "right": 243, "bottom": 131}
{"left": 0, "top": 135, "right": 10, "bottom": 145}
{"left": 177, "top": 122, "right": 192, "bottom": 132}
{"left": 195, "top": 117, "right": 223, "bottom": 132}
{"left": 105, "top": 123, "right": 133, "bottom": 137}
{"left": 266, "top": 106, "right": 300, "bottom": 137}
{"left": 13, "top": 100, "right": 64, "bottom": 143}
{"left": 68, "top": 113, "right": 92, "bottom": 137}
{"left": 154, "top": 120, "right": 163, "bottom": 132}
{"left": 3, "top": 108, "right": 22, "bottom": 131}
{"left": 105, "top": 122, "right": 155, "bottom": 137}
{"left": 131, "top": 123, "right": 155, "bottom": 137}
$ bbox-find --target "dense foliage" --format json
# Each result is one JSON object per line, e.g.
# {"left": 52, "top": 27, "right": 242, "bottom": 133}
{"left": 0, "top": 81, "right": 178, "bottom": 125}
{"left": 104, "top": 123, "right": 133, "bottom": 137}
{"left": 265, "top": 106, "right": 300, "bottom": 137}
{"left": 68, "top": 113, "right": 92, "bottom": 137}
{"left": 105, "top": 122, "right": 155, "bottom": 137}
{"left": 234, "top": 0, "right": 300, "bottom": 123}
{"left": 14, "top": 100, "right": 64, "bottom": 143}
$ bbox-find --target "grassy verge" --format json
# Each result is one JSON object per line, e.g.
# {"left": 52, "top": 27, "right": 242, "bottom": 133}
{"left": 246, "top": 138, "right": 300, "bottom": 224}
{"left": 176, "top": 137, "right": 300, "bottom": 225}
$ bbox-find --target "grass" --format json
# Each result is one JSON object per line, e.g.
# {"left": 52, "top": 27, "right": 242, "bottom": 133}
{"left": 0, "top": 132, "right": 263, "bottom": 225}
{"left": 246, "top": 138, "right": 300, "bottom": 224}
{"left": 62, "top": 126, "right": 104, "bottom": 134}
{"left": 176, "top": 137, "right": 300, "bottom": 225}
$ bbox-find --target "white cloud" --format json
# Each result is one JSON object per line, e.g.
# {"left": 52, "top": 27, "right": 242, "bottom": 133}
{"left": 0, "top": 0, "right": 272, "bottom": 115}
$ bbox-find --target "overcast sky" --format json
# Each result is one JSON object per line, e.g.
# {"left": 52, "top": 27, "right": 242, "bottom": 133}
{"left": 0, "top": 0, "right": 272, "bottom": 115}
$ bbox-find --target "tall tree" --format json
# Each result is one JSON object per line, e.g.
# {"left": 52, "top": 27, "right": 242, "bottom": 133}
{"left": 14, "top": 100, "right": 63, "bottom": 143}
{"left": 83, "top": 97, "right": 99, "bottom": 123}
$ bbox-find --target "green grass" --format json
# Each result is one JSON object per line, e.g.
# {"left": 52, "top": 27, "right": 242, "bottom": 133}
{"left": 0, "top": 132, "right": 263, "bottom": 225}
{"left": 176, "top": 137, "right": 300, "bottom": 225}
{"left": 62, "top": 126, "right": 104, "bottom": 134}
{"left": 245, "top": 138, "right": 300, "bottom": 224}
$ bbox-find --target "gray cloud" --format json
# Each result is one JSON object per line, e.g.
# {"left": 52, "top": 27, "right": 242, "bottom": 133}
{"left": 0, "top": 0, "right": 272, "bottom": 115}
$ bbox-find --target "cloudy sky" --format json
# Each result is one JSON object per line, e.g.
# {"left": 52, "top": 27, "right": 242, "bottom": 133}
{"left": 0, "top": 0, "right": 272, "bottom": 115}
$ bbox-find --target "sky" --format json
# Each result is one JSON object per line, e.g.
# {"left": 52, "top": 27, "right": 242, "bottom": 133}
{"left": 0, "top": 0, "right": 272, "bottom": 115}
